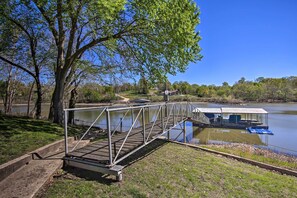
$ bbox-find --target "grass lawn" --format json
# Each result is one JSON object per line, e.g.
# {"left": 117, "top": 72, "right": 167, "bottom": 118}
{"left": 201, "top": 144, "right": 297, "bottom": 171}
{"left": 44, "top": 140, "right": 297, "bottom": 198}
{"left": 0, "top": 115, "right": 64, "bottom": 164}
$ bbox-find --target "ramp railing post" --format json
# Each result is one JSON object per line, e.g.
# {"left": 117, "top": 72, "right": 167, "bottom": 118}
{"left": 183, "top": 121, "right": 186, "bottom": 143}
{"left": 106, "top": 109, "right": 113, "bottom": 166}
{"left": 173, "top": 104, "right": 176, "bottom": 125}
{"left": 148, "top": 107, "right": 150, "bottom": 122}
{"left": 64, "top": 109, "right": 68, "bottom": 155}
{"left": 161, "top": 105, "right": 164, "bottom": 132}
{"left": 120, "top": 118, "right": 123, "bottom": 132}
{"left": 186, "top": 102, "right": 188, "bottom": 117}
{"left": 131, "top": 109, "right": 134, "bottom": 126}
{"left": 142, "top": 107, "right": 146, "bottom": 143}
{"left": 179, "top": 103, "right": 182, "bottom": 122}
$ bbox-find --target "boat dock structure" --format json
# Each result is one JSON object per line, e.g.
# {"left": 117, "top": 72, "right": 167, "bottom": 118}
{"left": 192, "top": 107, "right": 272, "bottom": 134}
{"left": 63, "top": 102, "right": 210, "bottom": 181}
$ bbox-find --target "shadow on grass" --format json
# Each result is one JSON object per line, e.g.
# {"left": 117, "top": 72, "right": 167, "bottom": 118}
{"left": 61, "top": 139, "right": 169, "bottom": 184}
{"left": 0, "top": 115, "right": 63, "bottom": 138}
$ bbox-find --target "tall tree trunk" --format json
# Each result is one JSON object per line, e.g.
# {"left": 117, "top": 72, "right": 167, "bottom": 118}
{"left": 35, "top": 78, "right": 42, "bottom": 119}
{"left": 49, "top": 72, "right": 66, "bottom": 124}
{"left": 27, "top": 81, "right": 35, "bottom": 117}
{"left": 4, "top": 66, "right": 13, "bottom": 114}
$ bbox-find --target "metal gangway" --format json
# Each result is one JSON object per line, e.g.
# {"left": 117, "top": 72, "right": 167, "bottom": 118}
{"left": 63, "top": 102, "right": 210, "bottom": 181}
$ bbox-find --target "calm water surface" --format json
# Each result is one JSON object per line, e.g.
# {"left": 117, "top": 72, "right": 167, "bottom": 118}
{"left": 2, "top": 102, "right": 297, "bottom": 155}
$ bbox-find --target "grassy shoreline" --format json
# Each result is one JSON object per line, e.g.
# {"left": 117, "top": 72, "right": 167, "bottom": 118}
{"left": 44, "top": 141, "right": 297, "bottom": 197}
{"left": 0, "top": 115, "right": 64, "bottom": 164}
{"left": 201, "top": 143, "right": 297, "bottom": 171}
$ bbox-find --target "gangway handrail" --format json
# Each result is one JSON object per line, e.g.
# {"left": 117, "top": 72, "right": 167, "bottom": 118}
{"left": 111, "top": 108, "right": 130, "bottom": 136}
{"left": 189, "top": 103, "right": 210, "bottom": 124}
{"left": 164, "top": 104, "right": 175, "bottom": 130}
{"left": 70, "top": 107, "right": 107, "bottom": 152}
{"left": 113, "top": 108, "right": 143, "bottom": 163}
{"left": 64, "top": 101, "right": 195, "bottom": 180}
{"left": 146, "top": 105, "right": 162, "bottom": 143}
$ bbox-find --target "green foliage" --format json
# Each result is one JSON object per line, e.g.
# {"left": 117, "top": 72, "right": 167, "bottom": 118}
{"left": 1, "top": 0, "right": 202, "bottom": 123}
{"left": 119, "top": 0, "right": 202, "bottom": 82}
{"left": 171, "top": 76, "right": 297, "bottom": 102}
{"left": 137, "top": 77, "right": 149, "bottom": 94}
{"left": 78, "top": 83, "right": 117, "bottom": 103}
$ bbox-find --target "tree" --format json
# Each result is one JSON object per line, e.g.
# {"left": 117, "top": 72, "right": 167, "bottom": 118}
{"left": 0, "top": 1, "right": 54, "bottom": 118}
{"left": 138, "top": 77, "right": 149, "bottom": 94}
{"left": 1, "top": 0, "right": 202, "bottom": 124}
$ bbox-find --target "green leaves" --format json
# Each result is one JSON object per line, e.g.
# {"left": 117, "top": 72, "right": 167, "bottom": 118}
{"left": 115, "top": 0, "right": 202, "bottom": 82}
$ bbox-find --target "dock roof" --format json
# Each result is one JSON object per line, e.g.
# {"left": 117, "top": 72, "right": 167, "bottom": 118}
{"left": 193, "top": 107, "right": 268, "bottom": 114}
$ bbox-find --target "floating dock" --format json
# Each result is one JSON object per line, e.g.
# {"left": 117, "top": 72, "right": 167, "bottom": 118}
{"left": 192, "top": 107, "right": 273, "bottom": 134}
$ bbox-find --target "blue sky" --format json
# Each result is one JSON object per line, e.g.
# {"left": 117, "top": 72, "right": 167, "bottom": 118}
{"left": 168, "top": 0, "right": 297, "bottom": 86}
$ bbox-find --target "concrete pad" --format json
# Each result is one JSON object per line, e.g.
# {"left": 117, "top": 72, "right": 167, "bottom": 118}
{"left": 0, "top": 138, "right": 74, "bottom": 182}
{"left": 0, "top": 140, "right": 89, "bottom": 198}
{"left": 0, "top": 153, "right": 64, "bottom": 198}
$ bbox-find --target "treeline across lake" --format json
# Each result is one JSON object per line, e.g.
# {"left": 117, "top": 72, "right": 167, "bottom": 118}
{"left": 1, "top": 76, "right": 297, "bottom": 108}
{"left": 169, "top": 76, "right": 297, "bottom": 103}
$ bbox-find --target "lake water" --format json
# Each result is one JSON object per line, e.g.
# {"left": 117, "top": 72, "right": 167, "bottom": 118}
{"left": 2, "top": 102, "right": 297, "bottom": 155}
{"left": 186, "top": 103, "right": 297, "bottom": 156}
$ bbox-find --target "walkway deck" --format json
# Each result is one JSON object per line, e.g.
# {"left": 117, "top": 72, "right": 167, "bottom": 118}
{"left": 67, "top": 116, "right": 182, "bottom": 166}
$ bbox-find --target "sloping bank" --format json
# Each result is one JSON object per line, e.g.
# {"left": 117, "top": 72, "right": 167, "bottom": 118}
{"left": 44, "top": 141, "right": 297, "bottom": 197}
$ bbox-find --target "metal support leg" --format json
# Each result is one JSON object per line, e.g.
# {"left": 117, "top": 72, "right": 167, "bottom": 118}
{"left": 106, "top": 110, "right": 113, "bottom": 165}
{"left": 64, "top": 110, "right": 68, "bottom": 155}
{"left": 116, "top": 173, "right": 123, "bottom": 182}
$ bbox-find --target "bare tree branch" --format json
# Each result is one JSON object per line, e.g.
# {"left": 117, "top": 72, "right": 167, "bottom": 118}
{"left": 0, "top": 55, "right": 36, "bottom": 78}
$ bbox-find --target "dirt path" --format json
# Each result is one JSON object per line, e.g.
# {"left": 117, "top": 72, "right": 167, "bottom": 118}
{"left": 115, "top": 94, "right": 130, "bottom": 102}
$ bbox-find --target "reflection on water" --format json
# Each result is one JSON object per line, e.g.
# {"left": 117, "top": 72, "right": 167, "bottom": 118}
{"left": 74, "top": 107, "right": 160, "bottom": 132}
{"left": 168, "top": 121, "right": 267, "bottom": 146}
{"left": 192, "top": 127, "right": 265, "bottom": 145}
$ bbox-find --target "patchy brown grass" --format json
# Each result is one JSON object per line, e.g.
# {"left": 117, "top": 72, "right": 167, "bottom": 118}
{"left": 202, "top": 143, "right": 297, "bottom": 171}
